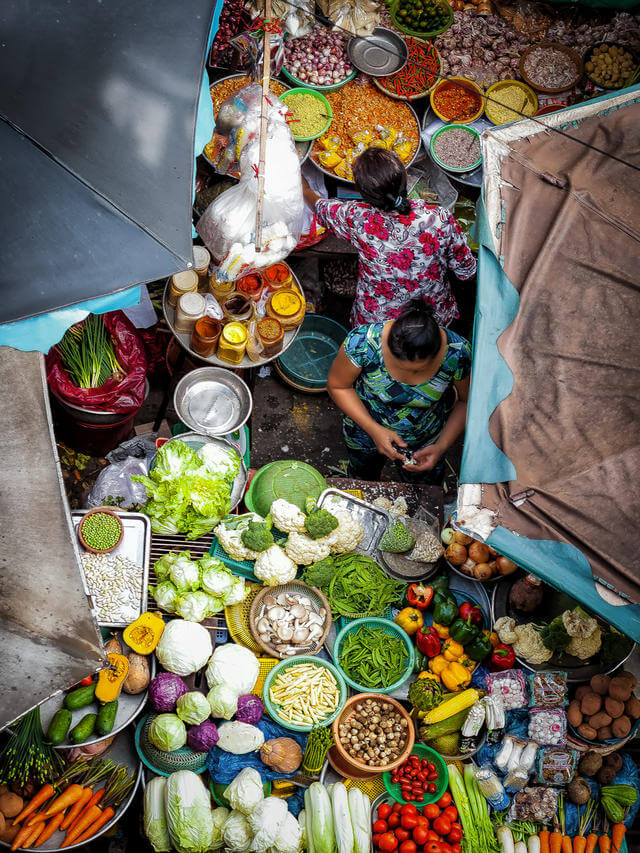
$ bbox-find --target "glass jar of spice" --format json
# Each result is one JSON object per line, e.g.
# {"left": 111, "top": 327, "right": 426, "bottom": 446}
{"left": 169, "top": 270, "right": 198, "bottom": 308}
{"left": 190, "top": 316, "right": 221, "bottom": 357}
{"left": 263, "top": 262, "right": 293, "bottom": 291}
{"left": 266, "top": 289, "right": 305, "bottom": 330}
{"left": 222, "top": 294, "right": 254, "bottom": 324}
{"left": 192, "top": 246, "right": 211, "bottom": 291}
{"left": 217, "top": 322, "right": 248, "bottom": 365}
{"left": 175, "top": 291, "right": 206, "bottom": 333}
{"left": 237, "top": 272, "right": 265, "bottom": 301}
{"left": 209, "top": 275, "right": 235, "bottom": 304}
{"left": 257, "top": 318, "right": 284, "bottom": 358}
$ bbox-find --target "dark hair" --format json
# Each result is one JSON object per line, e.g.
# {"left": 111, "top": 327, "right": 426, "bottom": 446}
{"left": 388, "top": 298, "right": 441, "bottom": 362}
{"left": 352, "top": 148, "right": 411, "bottom": 215}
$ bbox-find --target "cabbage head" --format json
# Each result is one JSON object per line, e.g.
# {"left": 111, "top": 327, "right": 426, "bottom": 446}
{"left": 144, "top": 776, "right": 171, "bottom": 852}
{"left": 223, "top": 767, "right": 264, "bottom": 815}
{"left": 165, "top": 770, "right": 215, "bottom": 853}
{"left": 149, "top": 714, "right": 187, "bottom": 752}
{"left": 207, "top": 683, "right": 239, "bottom": 720}
{"left": 155, "top": 619, "right": 212, "bottom": 676}
{"left": 223, "top": 810, "right": 254, "bottom": 852}
{"left": 176, "top": 591, "right": 215, "bottom": 622}
{"left": 210, "top": 806, "right": 230, "bottom": 850}
{"left": 170, "top": 553, "right": 200, "bottom": 591}
{"left": 152, "top": 580, "right": 179, "bottom": 614}
{"left": 205, "top": 644, "right": 259, "bottom": 694}
{"left": 176, "top": 691, "right": 211, "bottom": 725}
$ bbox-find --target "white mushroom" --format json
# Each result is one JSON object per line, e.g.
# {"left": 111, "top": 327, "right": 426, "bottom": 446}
{"left": 307, "top": 612, "right": 323, "bottom": 625}
{"left": 299, "top": 596, "right": 312, "bottom": 606}
{"left": 267, "top": 606, "right": 285, "bottom": 621}
{"left": 318, "top": 607, "right": 327, "bottom": 619}
{"left": 307, "top": 624, "right": 323, "bottom": 640}
{"left": 257, "top": 617, "right": 270, "bottom": 634}
{"left": 276, "top": 593, "right": 288, "bottom": 606}
{"left": 263, "top": 595, "right": 277, "bottom": 608}
{"left": 292, "top": 626, "right": 310, "bottom": 643}
{"left": 290, "top": 604, "right": 308, "bottom": 620}
{"left": 277, "top": 624, "right": 294, "bottom": 641}
{"left": 259, "top": 633, "right": 272, "bottom": 644}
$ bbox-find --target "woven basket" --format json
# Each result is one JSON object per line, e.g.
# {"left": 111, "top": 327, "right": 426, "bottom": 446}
{"left": 225, "top": 581, "right": 264, "bottom": 653}
{"left": 135, "top": 714, "right": 207, "bottom": 776}
{"left": 249, "top": 580, "right": 332, "bottom": 659}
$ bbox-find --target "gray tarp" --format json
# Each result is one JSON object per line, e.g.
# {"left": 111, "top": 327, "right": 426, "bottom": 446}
{"left": 0, "top": 348, "right": 105, "bottom": 728}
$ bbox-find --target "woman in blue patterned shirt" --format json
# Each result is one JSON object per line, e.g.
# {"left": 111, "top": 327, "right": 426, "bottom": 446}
{"left": 327, "top": 298, "right": 471, "bottom": 483}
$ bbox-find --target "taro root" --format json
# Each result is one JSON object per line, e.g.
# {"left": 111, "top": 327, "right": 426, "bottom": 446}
{"left": 589, "top": 674, "right": 610, "bottom": 696}
{"left": 567, "top": 777, "right": 591, "bottom": 805}
{"left": 604, "top": 752, "right": 623, "bottom": 772}
{"left": 578, "top": 750, "right": 602, "bottom": 777}
{"left": 597, "top": 764, "right": 616, "bottom": 785}
{"left": 580, "top": 692, "right": 602, "bottom": 717}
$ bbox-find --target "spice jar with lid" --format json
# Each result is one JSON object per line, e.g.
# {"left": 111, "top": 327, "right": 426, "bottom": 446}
{"left": 209, "top": 274, "right": 236, "bottom": 304}
{"left": 263, "top": 262, "right": 293, "bottom": 291}
{"left": 217, "top": 322, "right": 248, "bottom": 365}
{"left": 257, "top": 318, "right": 284, "bottom": 358}
{"left": 169, "top": 270, "right": 198, "bottom": 308}
{"left": 265, "top": 288, "right": 305, "bottom": 330}
{"left": 223, "top": 294, "right": 254, "bottom": 324}
{"left": 175, "top": 291, "right": 206, "bottom": 333}
{"left": 192, "top": 246, "right": 211, "bottom": 291}
{"left": 237, "top": 272, "right": 265, "bottom": 301}
{"left": 190, "top": 316, "right": 221, "bottom": 357}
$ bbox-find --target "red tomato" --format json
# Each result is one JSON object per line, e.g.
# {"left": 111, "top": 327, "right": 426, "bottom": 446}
{"left": 440, "top": 844, "right": 453, "bottom": 853}
{"left": 401, "top": 814, "right": 419, "bottom": 830}
{"left": 449, "top": 823, "right": 462, "bottom": 834}
{"left": 388, "top": 814, "right": 401, "bottom": 829}
{"left": 437, "top": 793, "right": 452, "bottom": 809}
{"left": 395, "top": 828, "right": 411, "bottom": 843}
{"left": 443, "top": 807, "right": 458, "bottom": 822}
{"left": 378, "top": 804, "right": 392, "bottom": 820}
{"left": 399, "top": 842, "right": 417, "bottom": 853}
{"left": 374, "top": 821, "right": 389, "bottom": 834}
{"left": 413, "top": 827, "right": 429, "bottom": 846}
{"left": 432, "top": 817, "right": 451, "bottom": 837}
{"left": 447, "top": 828, "right": 462, "bottom": 844}
{"left": 379, "top": 833, "right": 399, "bottom": 853}
{"left": 79, "top": 676, "right": 93, "bottom": 686}
{"left": 451, "top": 845, "right": 462, "bottom": 853}
{"left": 415, "top": 816, "right": 429, "bottom": 828}
{"left": 424, "top": 804, "right": 440, "bottom": 820}
{"left": 373, "top": 835, "right": 382, "bottom": 847}
{"left": 424, "top": 842, "right": 441, "bottom": 853}
{"left": 393, "top": 804, "right": 404, "bottom": 814}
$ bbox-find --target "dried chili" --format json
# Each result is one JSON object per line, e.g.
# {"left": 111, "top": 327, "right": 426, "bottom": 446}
{"left": 432, "top": 80, "right": 482, "bottom": 121}
{"left": 378, "top": 37, "right": 440, "bottom": 98}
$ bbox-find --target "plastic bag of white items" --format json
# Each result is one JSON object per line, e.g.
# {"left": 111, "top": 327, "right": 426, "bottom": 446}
{"left": 87, "top": 456, "right": 149, "bottom": 509}
{"left": 211, "top": 84, "right": 264, "bottom": 176}
{"left": 317, "top": 0, "right": 380, "bottom": 35}
{"left": 198, "top": 95, "right": 303, "bottom": 281}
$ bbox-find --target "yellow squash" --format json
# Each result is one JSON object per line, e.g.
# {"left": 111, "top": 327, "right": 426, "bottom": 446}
{"left": 96, "top": 653, "right": 129, "bottom": 703}
{"left": 123, "top": 611, "right": 165, "bottom": 655}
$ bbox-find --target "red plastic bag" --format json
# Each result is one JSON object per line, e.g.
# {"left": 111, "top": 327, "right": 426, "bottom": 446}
{"left": 46, "top": 311, "right": 147, "bottom": 414}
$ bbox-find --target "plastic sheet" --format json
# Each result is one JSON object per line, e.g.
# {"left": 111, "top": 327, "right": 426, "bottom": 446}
{"left": 206, "top": 718, "right": 307, "bottom": 782}
{"left": 46, "top": 311, "right": 147, "bottom": 413}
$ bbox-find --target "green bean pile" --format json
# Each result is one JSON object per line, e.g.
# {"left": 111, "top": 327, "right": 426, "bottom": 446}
{"left": 339, "top": 625, "right": 410, "bottom": 689}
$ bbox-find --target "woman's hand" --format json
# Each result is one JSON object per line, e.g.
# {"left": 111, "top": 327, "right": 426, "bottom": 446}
{"left": 407, "top": 443, "right": 443, "bottom": 471}
{"left": 371, "top": 426, "right": 407, "bottom": 460}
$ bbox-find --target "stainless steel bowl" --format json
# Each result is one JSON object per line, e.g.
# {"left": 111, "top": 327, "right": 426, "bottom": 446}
{"left": 347, "top": 28, "right": 408, "bottom": 77}
{"left": 173, "top": 367, "right": 253, "bottom": 436}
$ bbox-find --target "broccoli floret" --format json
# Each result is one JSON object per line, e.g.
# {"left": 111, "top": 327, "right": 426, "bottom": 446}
{"left": 539, "top": 615, "right": 571, "bottom": 653}
{"left": 240, "top": 521, "right": 274, "bottom": 553}
{"left": 301, "top": 556, "right": 335, "bottom": 592}
{"left": 408, "top": 677, "right": 444, "bottom": 712}
{"left": 380, "top": 521, "right": 416, "bottom": 553}
{"left": 304, "top": 508, "right": 339, "bottom": 540}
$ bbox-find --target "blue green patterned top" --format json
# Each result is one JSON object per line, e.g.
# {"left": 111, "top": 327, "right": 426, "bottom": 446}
{"left": 342, "top": 323, "right": 471, "bottom": 451}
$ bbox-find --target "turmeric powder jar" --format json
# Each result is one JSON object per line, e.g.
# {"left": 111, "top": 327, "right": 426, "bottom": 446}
{"left": 257, "top": 318, "right": 285, "bottom": 358}
{"left": 266, "top": 289, "right": 305, "bottom": 330}
{"left": 217, "top": 322, "right": 248, "bottom": 365}
{"left": 263, "top": 262, "right": 293, "bottom": 291}
{"left": 209, "top": 275, "right": 235, "bottom": 304}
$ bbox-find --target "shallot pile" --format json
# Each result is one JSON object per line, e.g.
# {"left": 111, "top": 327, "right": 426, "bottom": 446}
{"left": 284, "top": 26, "right": 353, "bottom": 86}
{"left": 435, "top": 11, "right": 532, "bottom": 87}
{"left": 545, "top": 11, "right": 640, "bottom": 54}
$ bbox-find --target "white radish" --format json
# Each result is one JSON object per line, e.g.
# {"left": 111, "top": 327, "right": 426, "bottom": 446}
{"left": 497, "top": 825, "right": 515, "bottom": 853}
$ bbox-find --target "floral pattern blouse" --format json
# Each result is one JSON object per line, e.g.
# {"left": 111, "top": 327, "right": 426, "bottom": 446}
{"left": 342, "top": 323, "right": 472, "bottom": 452}
{"left": 315, "top": 198, "right": 476, "bottom": 327}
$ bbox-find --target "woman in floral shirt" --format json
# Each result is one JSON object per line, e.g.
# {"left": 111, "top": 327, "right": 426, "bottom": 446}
{"left": 302, "top": 148, "right": 476, "bottom": 327}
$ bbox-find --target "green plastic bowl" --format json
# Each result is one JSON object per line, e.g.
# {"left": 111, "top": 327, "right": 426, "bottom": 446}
{"left": 430, "top": 124, "right": 482, "bottom": 174}
{"left": 244, "top": 460, "right": 327, "bottom": 517}
{"left": 333, "top": 617, "right": 416, "bottom": 694}
{"left": 390, "top": 0, "right": 453, "bottom": 39}
{"left": 281, "top": 65, "right": 357, "bottom": 92}
{"left": 383, "top": 744, "right": 449, "bottom": 805}
{"left": 263, "top": 656, "right": 347, "bottom": 732}
{"left": 276, "top": 315, "right": 348, "bottom": 391}
{"left": 280, "top": 88, "right": 333, "bottom": 141}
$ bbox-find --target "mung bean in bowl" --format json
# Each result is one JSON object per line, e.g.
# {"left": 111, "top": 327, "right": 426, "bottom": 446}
{"left": 280, "top": 88, "right": 333, "bottom": 141}
{"left": 78, "top": 507, "right": 124, "bottom": 554}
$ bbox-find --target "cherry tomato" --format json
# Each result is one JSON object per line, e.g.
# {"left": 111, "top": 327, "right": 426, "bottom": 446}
{"left": 424, "top": 842, "right": 441, "bottom": 853}
{"left": 437, "top": 793, "right": 452, "bottom": 809}
{"left": 388, "top": 814, "right": 401, "bottom": 829}
{"left": 424, "top": 804, "right": 440, "bottom": 820}
{"left": 374, "top": 821, "right": 389, "bottom": 834}
{"left": 443, "top": 807, "right": 458, "bottom": 822}
{"left": 413, "top": 827, "right": 429, "bottom": 846}
{"left": 395, "top": 828, "right": 411, "bottom": 843}
{"left": 379, "top": 833, "right": 399, "bottom": 853}
{"left": 399, "top": 842, "right": 417, "bottom": 853}
{"left": 79, "top": 676, "right": 93, "bottom": 686}
{"left": 447, "top": 828, "right": 462, "bottom": 844}
{"left": 393, "top": 804, "right": 404, "bottom": 814}
{"left": 429, "top": 784, "right": 437, "bottom": 793}
{"left": 414, "top": 793, "right": 424, "bottom": 801}
{"left": 401, "top": 814, "right": 419, "bottom": 830}
{"left": 373, "top": 835, "right": 382, "bottom": 848}
{"left": 432, "top": 817, "right": 451, "bottom": 837}
{"left": 378, "top": 804, "right": 392, "bottom": 820}
{"left": 427, "top": 772, "right": 438, "bottom": 781}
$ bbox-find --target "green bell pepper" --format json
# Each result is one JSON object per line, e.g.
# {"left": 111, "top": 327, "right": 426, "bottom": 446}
{"left": 449, "top": 616, "right": 480, "bottom": 645}
{"left": 433, "top": 596, "right": 459, "bottom": 626}
{"left": 465, "top": 633, "right": 493, "bottom": 662}
{"left": 431, "top": 574, "right": 450, "bottom": 593}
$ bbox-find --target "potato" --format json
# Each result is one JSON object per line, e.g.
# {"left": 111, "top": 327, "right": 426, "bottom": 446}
{"left": 590, "top": 674, "right": 610, "bottom": 696}
{"left": 580, "top": 692, "right": 602, "bottom": 716}
{"left": 616, "top": 670, "right": 638, "bottom": 691}
{"left": 105, "top": 636, "right": 123, "bottom": 655}
{"left": 609, "top": 677, "right": 632, "bottom": 702}
{"left": 625, "top": 695, "right": 640, "bottom": 719}
{"left": 0, "top": 812, "right": 5, "bottom": 834}
{"left": 0, "top": 792, "right": 23, "bottom": 819}
{"left": 605, "top": 752, "right": 623, "bottom": 772}
{"left": 123, "top": 653, "right": 150, "bottom": 695}
{"left": 588, "top": 712, "right": 612, "bottom": 730}
{"left": 597, "top": 726, "right": 613, "bottom": 741}
{"left": 611, "top": 715, "right": 631, "bottom": 738}
{"left": 577, "top": 723, "right": 597, "bottom": 741}
{"left": 575, "top": 685, "right": 591, "bottom": 701}
{"left": 0, "top": 823, "right": 19, "bottom": 845}
{"left": 567, "top": 700, "right": 583, "bottom": 728}
{"left": 604, "top": 697, "right": 625, "bottom": 719}
{"left": 577, "top": 750, "right": 602, "bottom": 777}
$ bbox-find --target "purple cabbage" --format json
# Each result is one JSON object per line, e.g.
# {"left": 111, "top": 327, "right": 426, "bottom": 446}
{"left": 187, "top": 720, "right": 219, "bottom": 752}
{"left": 235, "top": 694, "right": 264, "bottom": 724}
{"left": 148, "top": 672, "right": 189, "bottom": 712}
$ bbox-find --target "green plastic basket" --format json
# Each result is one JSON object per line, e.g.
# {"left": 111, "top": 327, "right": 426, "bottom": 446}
{"left": 281, "top": 65, "right": 357, "bottom": 92}
{"left": 263, "top": 656, "right": 347, "bottom": 732}
{"left": 390, "top": 0, "right": 453, "bottom": 38}
{"left": 280, "top": 88, "right": 333, "bottom": 141}
{"left": 276, "top": 315, "right": 348, "bottom": 391}
{"left": 333, "top": 617, "right": 415, "bottom": 694}
{"left": 244, "top": 460, "right": 327, "bottom": 517}
{"left": 383, "top": 744, "right": 449, "bottom": 805}
{"left": 135, "top": 715, "right": 207, "bottom": 776}
{"left": 210, "top": 528, "right": 289, "bottom": 581}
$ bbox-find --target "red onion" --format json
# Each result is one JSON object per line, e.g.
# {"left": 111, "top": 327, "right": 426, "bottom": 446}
{"left": 284, "top": 25, "right": 353, "bottom": 86}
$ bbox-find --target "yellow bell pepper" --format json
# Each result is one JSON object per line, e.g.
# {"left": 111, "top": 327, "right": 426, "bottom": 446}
{"left": 428, "top": 654, "right": 449, "bottom": 676}
{"left": 432, "top": 622, "right": 450, "bottom": 639}
{"left": 483, "top": 630, "right": 500, "bottom": 648}
{"left": 441, "top": 661, "right": 472, "bottom": 692}
{"left": 394, "top": 607, "right": 423, "bottom": 636}
{"left": 459, "top": 654, "right": 477, "bottom": 672}
{"left": 442, "top": 638, "right": 464, "bottom": 661}
{"left": 418, "top": 671, "right": 440, "bottom": 682}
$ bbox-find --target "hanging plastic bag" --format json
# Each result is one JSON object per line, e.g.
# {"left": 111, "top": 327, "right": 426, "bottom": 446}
{"left": 46, "top": 310, "right": 147, "bottom": 414}
{"left": 246, "top": 320, "right": 265, "bottom": 363}
{"left": 197, "top": 86, "right": 304, "bottom": 280}
{"left": 229, "top": 28, "right": 286, "bottom": 78}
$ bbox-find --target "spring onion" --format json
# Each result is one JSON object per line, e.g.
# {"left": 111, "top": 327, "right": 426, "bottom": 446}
{"left": 57, "top": 314, "right": 123, "bottom": 389}
{"left": 0, "top": 708, "right": 63, "bottom": 786}
{"left": 463, "top": 763, "right": 500, "bottom": 851}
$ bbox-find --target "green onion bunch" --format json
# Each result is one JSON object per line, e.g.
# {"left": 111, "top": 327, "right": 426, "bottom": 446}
{"left": 56, "top": 314, "right": 123, "bottom": 389}
{"left": 0, "top": 708, "right": 63, "bottom": 787}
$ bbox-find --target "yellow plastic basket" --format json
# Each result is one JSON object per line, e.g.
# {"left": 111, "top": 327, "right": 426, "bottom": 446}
{"left": 344, "top": 775, "right": 386, "bottom": 801}
{"left": 225, "top": 582, "right": 264, "bottom": 653}
{"left": 254, "top": 656, "right": 279, "bottom": 698}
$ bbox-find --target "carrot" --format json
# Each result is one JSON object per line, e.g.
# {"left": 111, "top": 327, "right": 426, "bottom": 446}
{"left": 11, "top": 821, "right": 36, "bottom": 851}
{"left": 562, "top": 836, "right": 572, "bottom": 853}
{"left": 551, "top": 832, "right": 564, "bottom": 853}
{"left": 61, "top": 804, "right": 103, "bottom": 846}
{"left": 585, "top": 834, "right": 598, "bottom": 853}
{"left": 611, "top": 824, "right": 626, "bottom": 853}
{"left": 43, "top": 784, "right": 84, "bottom": 818}
{"left": 59, "top": 787, "right": 92, "bottom": 830}
{"left": 72, "top": 806, "right": 115, "bottom": 845}
{"left": 574, "top": 837, "right": 587, "bottom": 853}
{"left": 66, "top": 786, "right": 104, "bottom": 833}
{"left": 25, "top": 811, "right": 50, "bottom": 827}
{"left": 34, "top": 813, "right": 65, "bottom": 847}
{"left": 540, "top": 829, "right": 551, "bottom": 853}
{"left": 12, "top": 784, "right": 55, "bottom": 825}
{"left": 24, "top": 821, "right": 46, "bottom": 848}
{"left": 599, "top": 836, "right": 611, "bottom": 853}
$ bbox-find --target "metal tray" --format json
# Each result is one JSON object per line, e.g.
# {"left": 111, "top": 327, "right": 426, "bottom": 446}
{"left": 317, "top": 488, "right": 390, "bottom": 557}
{"left": 73, "top": 509, "right": 150, "bottom": 628}
{"left": 421, "top": 107, "right": 490, "bottom": 188}
{"left": 38, "top": 630, "right": 155, "bottom": 749}
{"left": 492, "top": 580, "right": 636, "bottom": 680}
{"left": 347, "top": 28, "right": 408, "bottom": 77}
{"left": 162, "top": 276, "right": 304, "bottom": 370}
{"left": 378, "top": 515, "right": 443, "bottom": 581}
{"left": 1, "top": 732, "right": 142, "bottom": 851}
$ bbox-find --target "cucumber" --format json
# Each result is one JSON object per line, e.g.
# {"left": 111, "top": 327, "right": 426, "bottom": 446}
{"left": 63, "top": 683, "right": 96, "bottom": 711}
{"left": 69, "top": 713, "right": 97, "bottom": 744}
{"left": 420, "top": 708, "right": 470, "bottom": 740}
{"left": 46, "top": 709, "right": 72, "bottom": 745}
{"left": 95, "top": 700, "right": 118, "bottom": 737}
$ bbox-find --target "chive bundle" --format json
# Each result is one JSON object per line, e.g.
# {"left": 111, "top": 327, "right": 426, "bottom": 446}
{"left": 56, "top": 314, "right": 123, "bottom": 389}
{"left": 301, "top": 726, "right": 333, "bottom": 775}
{"left": 0, "top": 708, "right": 63, "bottom": 787}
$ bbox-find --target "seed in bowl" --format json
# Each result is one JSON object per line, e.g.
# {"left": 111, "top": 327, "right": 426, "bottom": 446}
{"left": 339, "top": 698, "right": 409, "bottom": 766}
{"left": 270, "top": 662, "right": 340, "bottom": 726}
{"left": 433, "top": 127, "right": 481, "bottom": 170}
{"left": 282, "top": 92, "right": 329, "bottom": 138}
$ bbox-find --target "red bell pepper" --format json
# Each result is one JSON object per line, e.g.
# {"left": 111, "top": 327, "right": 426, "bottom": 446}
{"left": 416, "top": 625, "right": 441, "bottom": 658}
{"left": 407, "top": 583, "right": 434, "bottom": 610}
{"left": 458, "top": 601, "right": 482, "bottom": 627}
{"left": 488, "top": 643, "right": 516, "bottom": 671}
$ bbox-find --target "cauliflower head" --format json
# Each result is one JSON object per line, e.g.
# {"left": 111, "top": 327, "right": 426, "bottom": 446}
{"left": 285, "top": 532, "right": 332, "bottom": 566}
{"left": 562, "top": 607, "right": 598, "bottom": 639}
{"left": 324, "top": 510, "right": 365, "bottom": 554}
{"left": 215, "top": 524, "right": 259, "bottom": 562}
{"left": 512, "top": 623, "right": 553, "bottom": 665}
{"left": 494, "top": 616, "right": 519, "bottom": 645}
{"left": 254, "top": 544, "right": 297, "bottom": 586}
{"left": 566, "top": 625, "right": 602, "bottom": 660}
{"left": 270, "top": 499, "right": 307, "bottom": 534}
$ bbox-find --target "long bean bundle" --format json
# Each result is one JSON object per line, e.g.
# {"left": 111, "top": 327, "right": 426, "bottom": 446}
{"left": 56, "top": 314, "right": 122, "bottom": 389}
{"left": 0, "top": 708, "right": 63, "bottom": 787}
